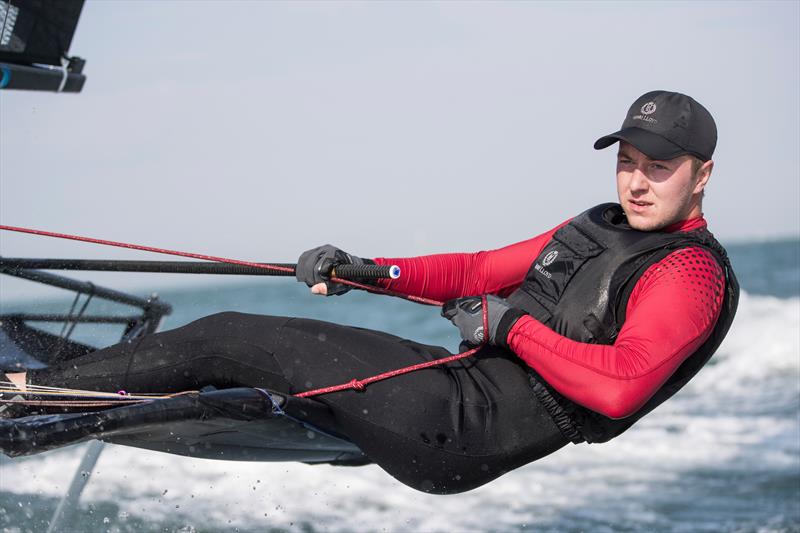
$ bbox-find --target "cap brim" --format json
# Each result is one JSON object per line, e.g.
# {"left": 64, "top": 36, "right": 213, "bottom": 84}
{"left": 594, "top": 127, "right": 688, "bottom": 160}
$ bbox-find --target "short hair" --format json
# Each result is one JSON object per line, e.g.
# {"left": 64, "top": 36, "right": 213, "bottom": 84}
{"left": 690, "top": 156, "right": 705, "bottom": 176}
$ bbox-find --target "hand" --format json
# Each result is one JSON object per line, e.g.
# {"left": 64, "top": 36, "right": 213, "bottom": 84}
{"left": 296, "top": 244, "right": 366, "bottom": 296}
{"left": 441, "top": 295, "right": 516, "bottom": 345}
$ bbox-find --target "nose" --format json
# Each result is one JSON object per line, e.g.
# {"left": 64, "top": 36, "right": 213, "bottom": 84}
{"left": 629, "top": 167, "right": 649, "bottom": 194}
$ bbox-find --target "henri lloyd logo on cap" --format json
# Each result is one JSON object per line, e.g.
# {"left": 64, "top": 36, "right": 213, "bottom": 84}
{"left": 593, "top": 90, "right": 717, "bottom": 162}
{"left": 641, "top": 102, "right": 657, "bottom": 115}
{"left": 632, "top": 101, "right": 658, "bottom": 124}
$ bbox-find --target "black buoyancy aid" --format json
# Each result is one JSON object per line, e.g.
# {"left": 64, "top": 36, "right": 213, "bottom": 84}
{"left": 506, "top": 203, "right": 739, "bottom": 444}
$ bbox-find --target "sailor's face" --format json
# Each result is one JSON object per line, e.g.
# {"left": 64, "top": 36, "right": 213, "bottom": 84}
{"left": 615, "top": 142, "right": 709, "bottom": 231}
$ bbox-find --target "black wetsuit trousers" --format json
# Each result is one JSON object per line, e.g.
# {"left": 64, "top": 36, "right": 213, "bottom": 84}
{"left": 29, "top": 312, "right": 568, "bottom": 494}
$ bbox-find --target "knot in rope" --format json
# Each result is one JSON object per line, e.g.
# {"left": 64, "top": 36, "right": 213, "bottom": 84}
{"left": 349, "top": 379, "right": 366, "bottom": 392}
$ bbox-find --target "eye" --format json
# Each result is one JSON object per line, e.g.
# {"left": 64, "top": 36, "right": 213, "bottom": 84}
{"left": 651, "top": 163, "right": 669, "bottom": 171}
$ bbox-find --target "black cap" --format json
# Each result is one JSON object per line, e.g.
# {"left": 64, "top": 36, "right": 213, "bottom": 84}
{"left": 594, "top": 91, "right": 717, "bottom": 161}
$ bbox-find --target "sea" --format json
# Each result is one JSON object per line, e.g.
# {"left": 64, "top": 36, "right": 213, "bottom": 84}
{"left": 0, "top": 238, "right": 798, "bottom": 533}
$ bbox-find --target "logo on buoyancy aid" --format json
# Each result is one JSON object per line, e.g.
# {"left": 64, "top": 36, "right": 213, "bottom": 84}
{"left": 534, "top": 250, "right": 558, "bottom": 279}
{"left": 543, "top": 250, "right": 559, "bottom": 266}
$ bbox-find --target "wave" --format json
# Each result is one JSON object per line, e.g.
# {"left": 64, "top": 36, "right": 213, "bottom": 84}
{"left": 1, "top": 292, "right": 798, "bottom": 532}
{"left": 682, "top": 291, "right": 799, "bottom": 414}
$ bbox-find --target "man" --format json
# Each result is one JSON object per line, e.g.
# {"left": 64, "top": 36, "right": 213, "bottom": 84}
{"left": 4, "top": 90, "right": 738, "bottom": 494}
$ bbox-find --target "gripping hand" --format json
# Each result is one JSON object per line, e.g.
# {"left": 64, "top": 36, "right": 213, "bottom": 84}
{"left": 441, "top": 295, "right": 518, "bottom": 345}
{"left": 296, "top": 244, "right": 367, "bottom": 296}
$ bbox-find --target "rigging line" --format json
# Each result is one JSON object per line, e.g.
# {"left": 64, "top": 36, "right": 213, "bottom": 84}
{"left": 51, "top": 286, "right": 94, "bottom": 363}
{"left": 0, "top": 390, "right": 200, "bottom": 409}
{"left": 295, "top": 295, "right": 489, "bottom": 398}
{"left": 0, "top": 226, "right": 489, "bottom": 401}
{"left": 62, "top": 287, "right": 94, "bottom": 343}
{"left": 0, "top": 391, "right": 137, "bottom": 402}
{"left": 0, "top": 224, "right": 440, "bottom": 306}
{"left": 329, "top": 277, "right": 443, "bottom": 307}
{"left": 58, "top": 290, "right": 82, "bottom": 338}
{"left": 0, "top": 381, "right": 112, "bottom": 393}
{"left": 0, "top": 388, "right": 169, "bottom": 401}
{"left": 57, "top": 56, "right": 68, "bottom": 93}
{"left": 1, "top": 399, "right": 153, "bottom": 408}
{"left": 0, "top": 381, "right": 196, "bottom": 398}
{"left": 0, "top": 386, "right": 196, "bottom": 400}
{"left": 0, "top": 225, "right": 296, "bottom": 273}
{"left": 4, "top": 335, "right": 486, "bottom": 402}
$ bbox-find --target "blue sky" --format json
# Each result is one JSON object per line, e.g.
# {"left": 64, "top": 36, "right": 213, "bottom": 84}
{"left": 1, "top": 1, "right": 798, "bottom": 274}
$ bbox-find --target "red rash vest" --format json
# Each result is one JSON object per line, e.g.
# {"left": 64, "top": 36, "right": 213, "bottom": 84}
{"left": 374, "top": 216, "right": 725, "bottom": 420}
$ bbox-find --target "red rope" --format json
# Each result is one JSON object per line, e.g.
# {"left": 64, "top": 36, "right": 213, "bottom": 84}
{"left": 331, "top": 277, "right": 444, "bottom": 307}
{"left": 0, "top": 224, "right": 439, "bottom": 306}
{"left": 0, "top": 224, "right": 488, "bottom": 399}
{"left": 295, "top": 296, "right": 488, "bottom": 398}
{"left": 0, "top": 224, "right": 295, "bottom": 274}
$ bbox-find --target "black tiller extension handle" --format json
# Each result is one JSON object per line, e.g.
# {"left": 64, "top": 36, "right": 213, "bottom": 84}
{"left": 0, "top": 257, "right": 401, "bottom": 280}
{"left": 330, "top": 263, "right": 400, "bottom": 281}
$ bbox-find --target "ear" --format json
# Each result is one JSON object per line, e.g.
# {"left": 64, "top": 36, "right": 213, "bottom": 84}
{"left": 693, "top": 160, "right": 713, "bottom": 195}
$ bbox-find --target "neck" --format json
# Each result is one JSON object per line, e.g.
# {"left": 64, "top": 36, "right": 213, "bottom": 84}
{"left": 669, "top": 191, "right": 704, "bottom": 228}
{"left": 686, "top": 199, "right": 703, "bottom": 220}
{"left": 663, "top": 214, "right": 707, "bottom": 233}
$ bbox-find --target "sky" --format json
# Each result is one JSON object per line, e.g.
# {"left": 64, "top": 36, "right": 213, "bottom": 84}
{"left": 1, "top": 1, "right": 798, "bottom": 285}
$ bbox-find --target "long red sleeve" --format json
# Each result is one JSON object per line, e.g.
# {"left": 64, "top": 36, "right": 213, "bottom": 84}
{"left": 507, "top": 219, "right": 725, "bottom": 419}
{"left": 377, "top": 216, "right": 726, "bottom": 421}
{"left": 373, "top": 221, "right": 569, "bottom": 301}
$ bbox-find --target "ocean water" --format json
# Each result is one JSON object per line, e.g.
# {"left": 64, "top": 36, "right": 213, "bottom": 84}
{"left": 0, "top": 238, "right": 798, "bottom": 533}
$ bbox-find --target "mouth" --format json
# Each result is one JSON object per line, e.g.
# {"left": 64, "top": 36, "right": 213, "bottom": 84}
{"left": 627, "top": 199, "right": 653, "bottom": 214}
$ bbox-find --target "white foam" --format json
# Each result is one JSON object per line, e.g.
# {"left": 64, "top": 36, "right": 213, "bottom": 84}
{"left": 1, "top": 292, "right": 798, "bottom": 531}
{"left": 691, "top": 292, "right": 799, "bottom": 392}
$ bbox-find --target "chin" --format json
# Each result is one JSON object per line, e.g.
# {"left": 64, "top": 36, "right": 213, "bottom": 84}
{"left": 623, "top": 208, "right": 667, "bottom": 232}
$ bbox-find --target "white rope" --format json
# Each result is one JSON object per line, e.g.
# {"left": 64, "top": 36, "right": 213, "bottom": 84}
{"left": 57, "top": 56, "right": 69, "bottom": 93}
{"left": 0, "top": 381, "right": 181, "bottom": 400}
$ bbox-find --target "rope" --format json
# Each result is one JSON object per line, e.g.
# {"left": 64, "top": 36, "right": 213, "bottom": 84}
{"left": 0, "top": 225, "right": 430, "bottom": 306}
{"left": 295, "top": 296, "right": 488, "bottom": 398}
{"left": 0, "top": 225, "right": 294, "bottom": 274}
{"left": 0, "top": 225, "right": 489, "bottom": 403}
{"left": 0, "top": 383, "right": 199, "bottom": 408}
{"left": 0, "top": 382, "right": 186, "bottom": 399}
{"left": 52, "top": 284, "right": 95, "bottom": 362}
{"left": 294, "top": 345, "right": 483, "bottom": 398}
{"left": 57, "top": 56, "right": 69, "bottom": 93}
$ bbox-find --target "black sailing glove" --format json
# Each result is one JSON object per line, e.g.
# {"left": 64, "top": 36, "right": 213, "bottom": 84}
{"left": 296, "top": 244, "right": 370, "bottom": 296}
{"left": 441, "top": 295, "right": 526, "bottom": 347}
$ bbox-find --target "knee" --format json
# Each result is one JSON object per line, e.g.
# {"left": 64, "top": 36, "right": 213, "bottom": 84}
{"left": 186, "top": 311, "right": 255, "bottom": 335}
{"left": 161, "top": 312, "right": 248, "bottom": 346}
{"left": 367, "top": 446, "right": 505, "bottom": 495}
{"left": 195, "top": 311, "right": 245, "bottom": 328}
{"left": 175, "top": 312, "right": 289, "bottom": 357}
{"left": 388, "top": 459, "right": 503, "bottom": 495}
{"left": 192, "top": 312, "right": 290, "bottom": 330}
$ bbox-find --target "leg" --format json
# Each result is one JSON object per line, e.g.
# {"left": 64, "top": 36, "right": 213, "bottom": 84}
{"left": 271, "top": 319, "right": 569, "bottom": 494}
{"left": 27, "top": 312, "right": 568, "bottom": 494}
{"left": 28, "top": 312, "right": 295, "bottom": 394}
